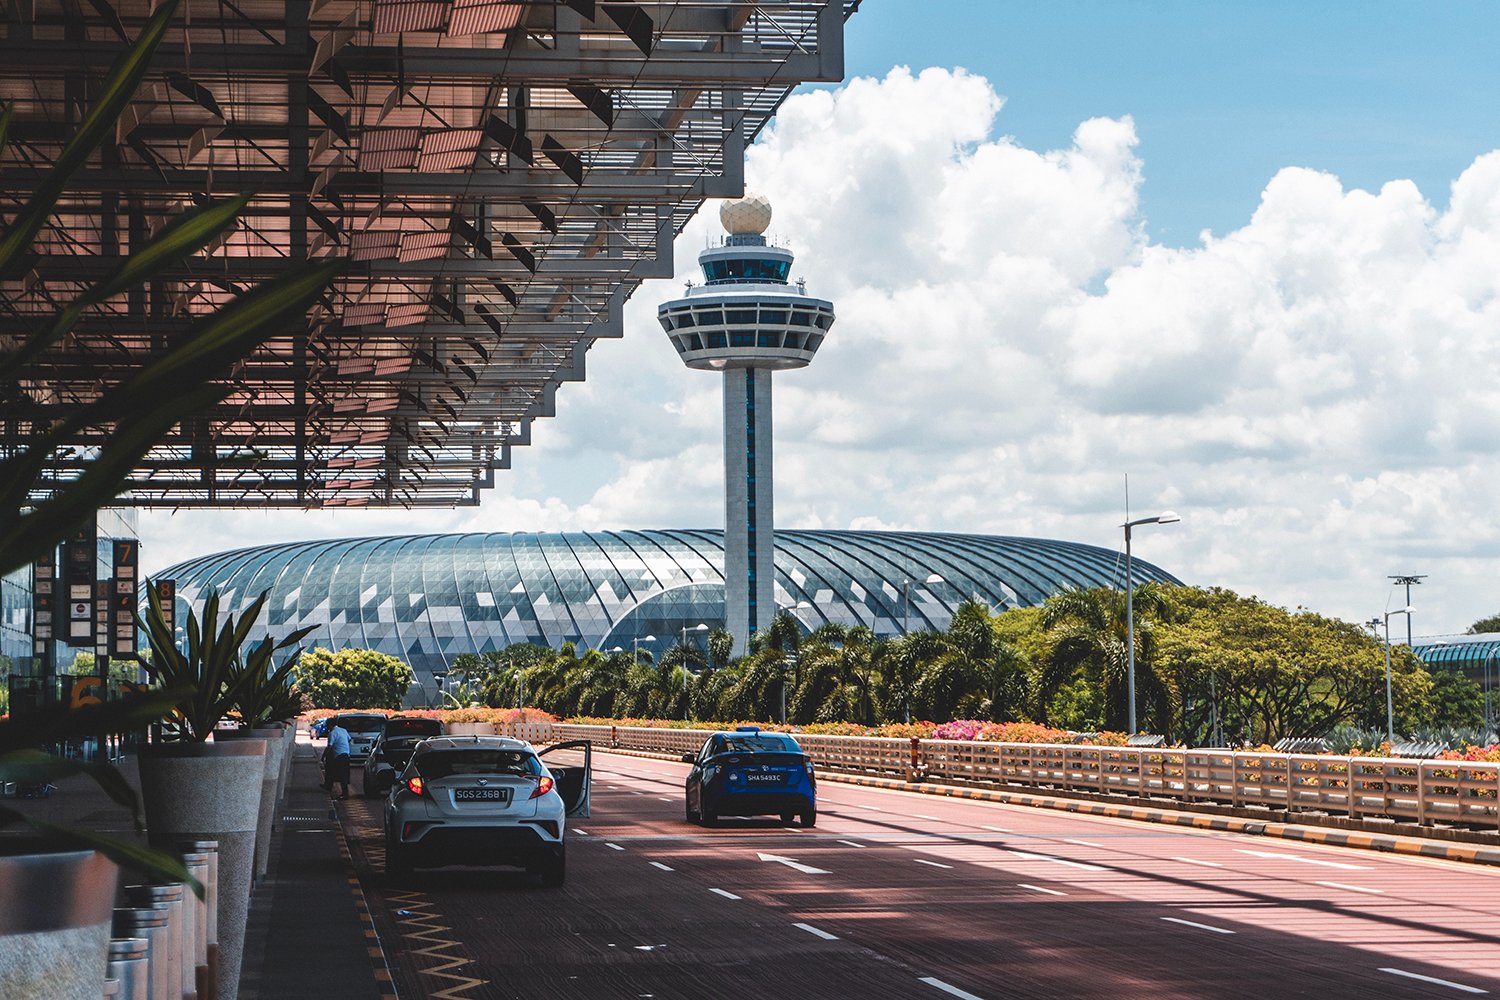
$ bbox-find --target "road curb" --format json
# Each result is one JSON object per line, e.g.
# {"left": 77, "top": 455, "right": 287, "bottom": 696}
{"left": 596, "top": 745, "right": 1500, "bottom": 868}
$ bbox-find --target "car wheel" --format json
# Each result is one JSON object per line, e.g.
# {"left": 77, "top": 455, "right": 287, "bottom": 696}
{"left": 780, "top": 812, "right": 796, "bottom": 825}
{"left": 701, "top": 807, "right": 717, "bottom": 828}
{"left": 798, "top": 808, "right": 816, "bottom": 828}
{"left": 686, "top": 801, "right": 700, "bottom": 824}
{"left": 540, "top": 846, "right": 566, "bottom": 888}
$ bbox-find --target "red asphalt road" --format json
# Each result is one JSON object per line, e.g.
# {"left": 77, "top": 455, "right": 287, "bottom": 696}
{"left": 344, "top": 752, "right": 1500, "bottom": 1000}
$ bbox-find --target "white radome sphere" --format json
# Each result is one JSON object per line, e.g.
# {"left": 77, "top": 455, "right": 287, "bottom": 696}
{"left": 720, "top": 194, "right": 772, "bottom": 235}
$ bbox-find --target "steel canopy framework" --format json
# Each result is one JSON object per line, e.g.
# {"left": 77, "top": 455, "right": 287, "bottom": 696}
{"left": 0, "top": 0, "right": 853, "bottom": 507}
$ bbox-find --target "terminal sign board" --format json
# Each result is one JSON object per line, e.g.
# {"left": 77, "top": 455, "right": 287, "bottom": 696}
{"left": 61, "top": 525, "right": 97, "bottom": 647}
{"left": 112, "top": 540, "right": 139, "bottom": 658}
{"left": 32, "top": 555, "right": 55, "bottom": 666}
{"left": 155, "top": 579, "right": 177, "bottom": 639}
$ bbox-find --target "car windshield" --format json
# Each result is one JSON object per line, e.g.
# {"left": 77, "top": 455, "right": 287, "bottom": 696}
{"left": 415, "top": 750, "right": 542, "bottom": 779}
{"left": 384, "top": 719, "right": 442, "bottom": 738}
{"left": 714, "top": 735, "right": 798, "bottom": 754}
{"left": 339, "top": 717, "right": 385, "bottom": 733}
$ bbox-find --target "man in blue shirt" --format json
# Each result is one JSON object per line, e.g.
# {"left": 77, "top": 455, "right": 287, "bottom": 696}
{"left": 322, "top": 717, "right": 353, "bottom": 799}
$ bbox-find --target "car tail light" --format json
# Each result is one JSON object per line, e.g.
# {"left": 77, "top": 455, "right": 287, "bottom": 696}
{"left": 528, "top": 775, "right": 555, "bottom": 799}
{"left": 406, "top": 776, "right": 427, "bottom": 797}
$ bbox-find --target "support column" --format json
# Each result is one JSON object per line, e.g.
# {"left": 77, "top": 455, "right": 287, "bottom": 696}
{"left": 723, "top": 366, "right": 774, "bottom": 653}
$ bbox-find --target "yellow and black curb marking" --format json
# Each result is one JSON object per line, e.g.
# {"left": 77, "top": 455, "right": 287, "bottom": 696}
{"left": 329, "top": 800, "right": 400, "bottom": 1000}
{"left": 335, "top": 798, "right": 489, "bottom": 1000}
{"left": 598, "top": 745, "right": 1500, "bottom": 868}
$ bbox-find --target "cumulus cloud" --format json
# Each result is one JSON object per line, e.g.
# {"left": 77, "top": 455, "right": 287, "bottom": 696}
{"left": 143, "top": 67, "right": 1500, "bottom": 635}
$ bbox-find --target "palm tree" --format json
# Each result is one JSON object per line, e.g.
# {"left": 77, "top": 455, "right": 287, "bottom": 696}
{"left": 1041, "top": 584, "right": 1173, "bottom": 733}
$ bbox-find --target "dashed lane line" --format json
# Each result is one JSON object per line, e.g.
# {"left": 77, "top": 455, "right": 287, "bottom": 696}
{"left": 1160, "top": 916, "right": 1235, "bottom": 935}
{"left": 1379, "top": 969, "right": 1488, "bottom": 994}
{"left": 1063, "top": 839, "right": 1104, "bottom": 848}
{"left": 606, "top": 842, "right": 625, "bottom": 851}
{"left": 1016, "top": 883, "right": 1066, "bottom": 896}
{"left": 920, "top": 976, "right": 988, "bottom": 1000}
{"left": 573, "top": 828, "right": 588, "bottom": 835}
{"left": 981, "top": 825, "right": 1012, "bottom": 833}
{"left": 1009, "top": 850, "right": 1106, "bottom": 872}
{"left": 649, "top": 861, "right": 674, "bottom": 872}
{"left": 793, "top": 922, "right": 839, "bottom": 941}
{"left": 1316, "top": 880, "right": 1384, "bottom": 895}
{"left": 709, "top": 888, "right": 741, "bottom": 900}
{"left": 1172, "top": 857, "right": 1222, "bottom": 868}
{"left": 914, "top": 859, "right": 953, "bottom": 869}
{"left": 837, "top": 840, "right": 866, "bottom": 848}
{"left": 1236, "top": 848, "right": 1370, "bottom": 870}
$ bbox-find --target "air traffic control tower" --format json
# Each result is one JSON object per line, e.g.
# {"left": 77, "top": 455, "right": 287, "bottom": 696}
{"left": 658, "top": 196, "right": 836, "bottom": 652}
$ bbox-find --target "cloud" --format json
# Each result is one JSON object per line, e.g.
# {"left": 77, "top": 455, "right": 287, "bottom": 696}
{"left": 144, "top": 67, "right": 1500, "bottom": 636}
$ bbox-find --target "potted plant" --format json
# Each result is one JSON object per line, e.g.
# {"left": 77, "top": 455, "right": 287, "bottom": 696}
{"left": 135, "top": 586, "right": 305, "bottom": 1000}
{"left": 223, "top": 630, "right": 314, "bottom": 878}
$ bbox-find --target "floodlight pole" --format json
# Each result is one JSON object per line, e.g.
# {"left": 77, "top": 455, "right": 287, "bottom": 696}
{"left": 1381, "top": 607, "right": 1414, "bottom": 742}
{"left": 1123, "top": 512, "right": 1179, "bottom": 735}
{"left": 1388, "top": 575, "right": 1425, "bottom": 646}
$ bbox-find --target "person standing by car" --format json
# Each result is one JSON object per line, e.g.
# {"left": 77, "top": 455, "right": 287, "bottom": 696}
{"left": 323, "top": 717, "right": 353, "bottom": 799}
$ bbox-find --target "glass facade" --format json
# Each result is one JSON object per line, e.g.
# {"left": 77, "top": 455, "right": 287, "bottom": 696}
{"left": 159, "top": 530, "right": 1181, "bottom": 690}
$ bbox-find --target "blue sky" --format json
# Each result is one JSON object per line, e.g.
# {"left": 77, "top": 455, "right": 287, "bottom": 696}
{"left": 844, "top": 1, "right": 1500, "bottom": 245}
{"left": 146, "top": 3, "right": 1500, "bottom": 636}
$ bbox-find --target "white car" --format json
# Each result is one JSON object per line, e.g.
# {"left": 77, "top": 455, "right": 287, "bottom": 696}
{"left": 382, "top": 735, "right": 590, "bottom": 885}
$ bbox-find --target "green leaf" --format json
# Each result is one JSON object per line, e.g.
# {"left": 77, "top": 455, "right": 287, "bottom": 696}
{"left": 0, "top": 0, "right": 181, "bottom": 276}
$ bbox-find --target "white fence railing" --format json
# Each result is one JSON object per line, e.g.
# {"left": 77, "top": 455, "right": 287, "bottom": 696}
{"left": 507, "top": 723, "right": 1500, "bottom": 834}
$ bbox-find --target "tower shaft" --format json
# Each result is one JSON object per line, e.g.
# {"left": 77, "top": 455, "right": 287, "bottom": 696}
{"left": 723, "top": 367, "right": 776, "bottom": 645}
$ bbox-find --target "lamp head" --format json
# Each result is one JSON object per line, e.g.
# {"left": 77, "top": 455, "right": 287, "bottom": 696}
{"left": 642, "top": 634, "right": 657, "bottom": 642}
{"left": 1155, "top": 511, "right": 1181, "bottom": 524}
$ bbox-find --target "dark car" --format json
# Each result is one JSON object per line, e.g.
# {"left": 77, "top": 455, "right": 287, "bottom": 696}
{"left": 362, "top": 716, "right": 445, "bottom": 797}
{"left": 683, "top": 727, "right": 816, "bottom": 827}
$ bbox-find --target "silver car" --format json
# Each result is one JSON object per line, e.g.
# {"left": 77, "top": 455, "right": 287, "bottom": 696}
{"left": 382, "top": 735, "right": 591, "bottom": 886}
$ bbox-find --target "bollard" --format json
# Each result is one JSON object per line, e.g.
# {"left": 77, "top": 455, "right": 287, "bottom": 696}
{"left": 107, "top": 937, "right": 150, "bottom": 1000}
{"left": 112, "top": 909, "right": 168, "bottom": 1000}
{"left": 104, "top": 978, "right": 121, "bottom": 998}
{"left": 180, "top": 851, "right": 212, "bottom": 998}
{"left": 125, "top": 885, "right": 185, "bottom": 1000}
{"left": 179, "top": 841, "right": 219, "bottom": 1000}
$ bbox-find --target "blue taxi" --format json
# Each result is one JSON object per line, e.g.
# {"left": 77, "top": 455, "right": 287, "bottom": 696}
{"left": 682, "top": 727, "right": 816, "bottom": 827}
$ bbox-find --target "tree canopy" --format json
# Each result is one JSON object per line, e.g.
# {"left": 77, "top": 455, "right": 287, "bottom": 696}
{"left": 296, "top": 647, "right": 413, "bottom": 709}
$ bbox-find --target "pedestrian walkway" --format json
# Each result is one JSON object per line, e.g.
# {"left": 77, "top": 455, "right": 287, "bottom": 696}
{"left": 240, "top": 735, "right": 391, "bottom": 999}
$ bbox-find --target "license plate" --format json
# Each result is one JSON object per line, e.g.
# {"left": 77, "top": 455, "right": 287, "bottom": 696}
{"left": 744, "top": 773, "right": 783, "bottom": 784}
{"left": 454, "top": 787, "right": 510, "bottom": 802}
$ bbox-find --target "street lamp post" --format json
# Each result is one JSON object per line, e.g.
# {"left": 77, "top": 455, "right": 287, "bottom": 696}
{"left": 1381, "top": 606, "right": 1415, "bottom": 742}
{"left": 1123, "top": 511, "right": 1179, "bottom": 735}
{"left": 901, "top": 573, "right": 943, "bottom": 636}
{"left": 633, "top": 634, "right": 657, "bottom": 665}
{"left": 1387, "top": 575, "right": 1425, "bottom": 646}
{"left": 681, "top": 623, "right": 707, "bottom": 721}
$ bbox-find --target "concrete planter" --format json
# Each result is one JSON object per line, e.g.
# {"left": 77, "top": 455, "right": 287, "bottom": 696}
{"left": 139, "top": 739, "right": 265, "bottom": 1000}
{"left": 0, "top": 848, "right": 118, "bottom": 1000}
{"left": 214, "top": 728, "right": 284, "bottom": 879}
{"left": 278, "top": 724, "right": 295, "bottom": 804}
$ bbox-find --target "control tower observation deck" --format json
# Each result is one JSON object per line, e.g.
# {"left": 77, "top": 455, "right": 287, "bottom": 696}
{"left": 658, "top": 195, "right": 836, "bottom": 652}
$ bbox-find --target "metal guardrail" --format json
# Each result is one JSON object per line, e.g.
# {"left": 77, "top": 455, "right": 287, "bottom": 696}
{"left": 510, "top": 723, "right": 1500, "bottom": 834}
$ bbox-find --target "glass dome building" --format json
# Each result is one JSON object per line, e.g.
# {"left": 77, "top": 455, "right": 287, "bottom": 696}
{"left": 159, "top": 530, "right": 1182, "bottom": 689}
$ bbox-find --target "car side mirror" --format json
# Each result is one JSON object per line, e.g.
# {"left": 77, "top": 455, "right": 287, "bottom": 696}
{"left": 681, "top": 753, "right": 696, "bottom": 764}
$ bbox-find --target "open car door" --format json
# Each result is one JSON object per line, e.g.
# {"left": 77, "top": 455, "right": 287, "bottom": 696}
{"left": 538, "top": 740, "right": 592, "bottom": 818}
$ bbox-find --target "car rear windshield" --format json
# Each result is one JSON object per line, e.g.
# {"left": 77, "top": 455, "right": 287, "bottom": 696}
{"left": 338, "top": 716, "right": 385, "bottom": 733}
{"left": 715, "top": 735, "right": 799, "bottom": 754}
{"left": 415, "top": 750, "right": 542, "bottom": 779}
{"left": 384, "top": 719, "right": 442, "bottom": 738}
{"left": 381, "top": 736, "right": 426, "bottom": 753}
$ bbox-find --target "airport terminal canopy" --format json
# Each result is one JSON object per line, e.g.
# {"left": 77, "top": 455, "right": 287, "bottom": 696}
{"left": 1, "top": 1, "right": 853, "bottom": 508}
{"left": 160, "top": 529, "right": 1185, "bottom": 681}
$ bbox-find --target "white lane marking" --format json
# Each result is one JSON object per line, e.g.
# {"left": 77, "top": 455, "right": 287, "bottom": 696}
{"left": 606, "top": 843, "right": 625, "bottom": 851}
{"left": 1016, "top": 883, "right": 1066, "bottom": 896}
{"left": 914, "top": 814, "right": 942, "bottom": 821}
{"left": 573, "top": 828, "right": 589, "bottom": 836}
{"left": 1316, "top": 880, "right": 1384, "bottom": 895}
{"left": 659, "top": 797, "right": 675, "bottom": 802}
{"left": 915, "top": 859, "right": 954, "bottom": 869}
{"left": 793, "top": 922, "right": 839, "bottom": 941}
{"left": 649, "top": 862, "right": 674, "bottom": 872}
{"left": 709, "top": 888, "right": 741, "bottom": 900}
{"left": 920, "top": 976, "right": 988, "bottom": 1000}
{"left": 1380, "top": 968, "right": 1488, "bottom": 994}
{"left": 1009, "top": 850, "right": 1106, "bottom": 871}
{"left": 981, "top": 825, "right": 1012, "bottom": 833}
{"left": 837, "top": 840, "right": 866, "bottom": 848}
{"left": 858, "top": 804, "right": 884, "bottom": 811}
{"left": 758, "top": 852, "right": 831, "bottom": 875}
{"left": 1161, "top": 917, "right": 1234, "bottom": 935}
{"left": 1172, "top": 856, "right": 1222, "bottom": 868}
{"left": 1063, "top": 839, "right": 1103, "bottom": 848}
{"left": 1236, "top": 848, "right": 1370, "bottom": 870}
